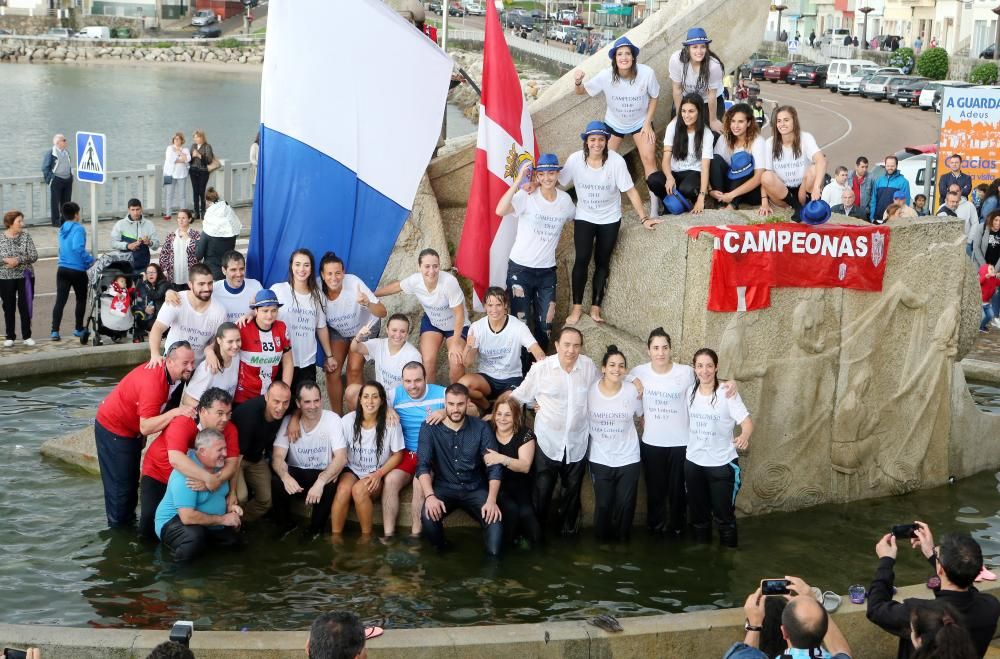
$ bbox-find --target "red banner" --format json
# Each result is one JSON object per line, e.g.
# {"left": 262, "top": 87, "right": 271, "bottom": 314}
{"left": 687, "top": 223, "right": 890, "bottom": 311}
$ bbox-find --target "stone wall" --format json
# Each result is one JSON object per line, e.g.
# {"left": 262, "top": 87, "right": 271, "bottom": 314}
{"left": 0, "top": 37, "right": 263, "bottom": 64}
{"left": 0, "top": 13, "right": 144, "bottom": 35}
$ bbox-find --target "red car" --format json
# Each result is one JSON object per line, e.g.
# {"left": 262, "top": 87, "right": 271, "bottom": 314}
{"left": 764, "top": 61, "right": 794, "bottom": 83}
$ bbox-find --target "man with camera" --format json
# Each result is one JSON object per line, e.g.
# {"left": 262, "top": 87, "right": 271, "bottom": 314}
{"left": 867, "top": 521, "right": 1000, "bottom": 658}
{"left": 725, "top": 576, "right": 852, "bottom": 658}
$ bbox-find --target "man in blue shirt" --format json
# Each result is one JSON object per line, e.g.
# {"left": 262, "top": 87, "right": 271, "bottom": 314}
{"left": 155, "top": 428, "right": 242, "bottom": 562}
{"left": 382, "top": 361, "right": 446, "bottom": 538}
{"left": 417, "top": 383, "right": 502, "bottom": 557}
{"left": 870, "top": 155, "right": 911, "bottom": 223}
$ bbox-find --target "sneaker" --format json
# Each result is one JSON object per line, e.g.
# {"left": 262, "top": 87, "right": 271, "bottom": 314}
{"left": 981, "top": 328, "right": 990, "bottom": 333}
{"left": 79, "top": 329, "right": 90, "bottom": 345}
{"left": 73, "top": 328, "right": 86, "bottom": 337}
{"left": 23, "top": 338, "right": 35, "bottom": 347}
{"left": 2, "top": 339, "right": 12, "bottom": 347}
{"left": 50, "top": 331, "right": 61, "bottom": 341}
{"left": 992, "top": 319, "right": 1000, "bottom": 329}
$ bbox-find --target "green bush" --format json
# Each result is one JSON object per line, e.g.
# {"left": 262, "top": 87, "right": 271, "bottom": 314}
{"left": 216, "top": 37, "right": 241, "bottom": 49}
{"left": 970, "top": 62, "right": 998, "bottom": 85}
{"left": 888, "top": 47, "right": 915, "bottom": 72}
{"left": 154, "top": 41, "right": 172, "bottom": 48}
{"left": 916, "top": 47, "right": 949, "bottom": 80}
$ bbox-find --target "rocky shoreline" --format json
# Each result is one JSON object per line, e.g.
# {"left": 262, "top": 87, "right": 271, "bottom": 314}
{"left": 448, "top": 48, "right": 556, "bottom": 122}
{"left": 0, "top": 38, "right": 264, "bottom": 64}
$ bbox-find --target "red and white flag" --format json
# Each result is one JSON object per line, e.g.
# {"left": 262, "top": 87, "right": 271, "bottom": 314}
{"left": 455, "top": 1, "right": 537, "bottom": 307}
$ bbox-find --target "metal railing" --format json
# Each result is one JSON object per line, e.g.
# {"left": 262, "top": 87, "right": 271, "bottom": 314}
{"left": 449, "top": 28, "right": 585, "bottom": 67}
{"left": 0, "top": 160, "right": 255, "bottom": 226}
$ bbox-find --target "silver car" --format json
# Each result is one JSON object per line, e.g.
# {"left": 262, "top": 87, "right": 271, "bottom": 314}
{"left": 191, "top": 9, "right": 217, "bottom": 27}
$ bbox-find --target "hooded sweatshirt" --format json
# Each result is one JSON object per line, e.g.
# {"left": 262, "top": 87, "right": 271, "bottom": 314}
{"left": 202, "top": 200, "right": 242, "bottom": 238}
{"left": 58, "top": 220, "right": 95, "bottom": 272}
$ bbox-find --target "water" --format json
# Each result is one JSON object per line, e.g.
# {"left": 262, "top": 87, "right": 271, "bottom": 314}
{"left": 3, "top": 369, "right": 1000, "bottom": 631}
{"left": 0, "top": 62, "right": 476, "bottom": 178}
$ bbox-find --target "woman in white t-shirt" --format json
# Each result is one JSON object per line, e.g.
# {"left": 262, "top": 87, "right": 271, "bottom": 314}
{"left": 182, "top": 322, "right": 241, "bottom": 408}
{"left": 573, "top": 37, "right": 660, "bottom": 216}
{"left": 709, "top": 103, "right": 769, "bottom": 213}
{"left": 318, "top": 251, "right": 387, "bottom": 414}
{"left": 685, "top": 348, "right": 753, "bottom": 548}
{"left": 495, "top": 153, "right": 575, "bottom": 352}
{"left": 331, "top": 381, "right": 405, "bottom": 538}
{"left": 271, "top": 248, "right": 337, "bottom": 400}
{"left": 162, "top": 131, "right": 190, "bottom": 221}
{"left": 648, "top": 94, "right": 713, "bottom": 213}
{"left": 559, "top": 121, "right": 651, "bottom": 326}
{"left": 375, "top": 248, "right": 469, "bottom": 385}
{"left": 588, "top": 344, "right": 643, "bottom": 542}
{"left": 458, "top": 287, "right": 545, "bottom": 413}
{"left": 347, "top": 313, "right": 421, "bottom": 409}
{"left": 668, "top": 27, "right": 725, "bottom": 133}
{"left": 761, "top": 105, "right": 828, "bottom": 220}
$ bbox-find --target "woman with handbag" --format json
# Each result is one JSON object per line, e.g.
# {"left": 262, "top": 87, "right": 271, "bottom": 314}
{"left": 0, "top": 210, "right": 39, "bottom": 347}
{"left": 189, "top": 130, "right": 217, "bottom": 220}
{"left": 162, "top": 132, "right": 190, "bottom": 222}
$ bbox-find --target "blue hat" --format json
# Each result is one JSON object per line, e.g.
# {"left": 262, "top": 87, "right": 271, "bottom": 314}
{"left": 250, "top": 288, "right": 283, "bottom": 308}
{"left": 609, "top": 36, "right": 639, "bottom": 60}
{"left": 663, "top": 190, "right": 693, "bottom": 215}
{"left": 892, "top": 189, "right": 907, "bottom": 200}
{"left": 683, "top": 27, "right": 712, "bottom": 46}
{"left": 801, "top": 200, "right": 832, "bottom": 226}
{"left": 534, "top": 153, "right": 562, "bottom": 171}
{"left": 580, "top": 120, "right": 610, "bottom": 140}
{"left": 728, "top": 152, "right": 754, "bottom": 180}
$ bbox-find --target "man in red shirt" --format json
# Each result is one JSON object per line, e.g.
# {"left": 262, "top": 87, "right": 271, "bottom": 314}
{"left": 137, "top": 387, "right": 241, "bottom": 538}
{"left": 234, "top": 288, "right": 293, "bottom": 404}
{"left": 94, "top": 341, "right": 197, "bottom": 528}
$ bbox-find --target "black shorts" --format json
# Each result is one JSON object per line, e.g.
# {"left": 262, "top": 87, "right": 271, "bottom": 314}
{"left": 606, "top": 123, "right": 652, "bottom": 139}
{"left": 482, "top": 373, "right": 523, "bottom": 399}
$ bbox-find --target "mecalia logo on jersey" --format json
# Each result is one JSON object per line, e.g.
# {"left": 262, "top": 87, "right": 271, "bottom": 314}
{"left": 716, "top": 229, "right": 872, "bottom": 259}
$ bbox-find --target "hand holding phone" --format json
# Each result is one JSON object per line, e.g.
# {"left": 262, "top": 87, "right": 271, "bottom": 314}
{"left": 760, "top": 578, "right": 790, "bottom": 596}
{"left": 891, "top": 523, "right": 918, "bottom": 539}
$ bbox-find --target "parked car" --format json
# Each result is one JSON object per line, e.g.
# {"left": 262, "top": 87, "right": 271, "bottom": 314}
{"left": 743, "top": 59, "right": 772, "bottom": 80}
{"left": 918, "top": 80, "right": 973, "bottom": 112}
{"left": 563, "top": 26, "right": 581, "bottom": 44}
{"left": 192, "top": 25, "right": 222, "bottom": 38}
{"left": 506, "top": 12, "right": 534, "bottom": 30}
{"left": 42, "top": 27, "right": 74, "bottom": 39}
{"left": 895, "top": 79, "right": 930, "bottom": 107}
{"left": 885, "top": 75, "right": 925, "bottom": 103}
{"left": 0, "top": 28, "right": 16, "bottom": 36}
{"left": 789, "top": 63, "right": 828, "bottom": 87}
{"left": 826, "top": 59, "right": 876, "bottom": 93}
{"left": 979, "top": 44, "right": 995, "bottom": 60}
{"left": 448, "top": 2, "right": 465, "bottom": 17}
{"left": 76, "top": 26, "right": 111, "bottom": 39}
{"left": 764, "top": 61, "right": 794, "bottom": 82}
{"left": 529, "top": 9, "right": 544, "bottom": 19}
{"left": 838, "top": 65, "right": 879, "bottom": 94}
{"left": 426, "top": 2, "right": 442, "bottom": 14}
{"left": 863, "top": 74, "right": 894, "bottom": 101}
{"left": 818, "top": 27, "right": 851, "bottom": 47}
{"left": 547, "top": 25, "right": 570, "bottom": 41}
{"left": 897, "top": 153, "right": 937, "bottom": 204}
{"left": 191, "top": 9, "right": 217, "bottom": 26}
{"left": 464, "top": 2, "right": 485, "bottom": 16}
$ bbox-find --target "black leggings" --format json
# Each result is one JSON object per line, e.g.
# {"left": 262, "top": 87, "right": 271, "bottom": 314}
{"left": 51, "top": 266, "right": 89, "bottom": 333}
{"left": 498, "top": 487, "right": 541, "bottom": 547}
{"left": 0, "top": 275, "right": 32, "bottom": 340}
{"left": 571, "top": 219, "right": 621, "bottom": 307}
{"left": 189, "top": 168, "right": 210, "bottom": 218}
{"left": 647, "top": 169, "right": 703, "bottom": 205}
{"left": 708, "top": 155, "right": 761, "bottom": 208}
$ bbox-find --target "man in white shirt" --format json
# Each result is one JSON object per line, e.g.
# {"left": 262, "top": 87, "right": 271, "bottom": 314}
{"left": 212, "top": 251, "right": 263, "bottom": 324}
{"left": 820, "top": 166, "right": 850, "bottom": 207}
{"left": 149, "top": 263, "right": 227, "bottom": 368}
{"left": 511, "top": 327, "right": 597, "bottom": 536}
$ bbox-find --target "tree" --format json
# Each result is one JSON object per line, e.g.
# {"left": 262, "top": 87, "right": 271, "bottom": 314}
{"left": 916, "top": 47, "right": 949, "bottom": 80}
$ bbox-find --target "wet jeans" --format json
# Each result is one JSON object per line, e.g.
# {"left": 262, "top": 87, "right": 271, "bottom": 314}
{"left": 506, "top": 260, "right": 556, "bottom": 352}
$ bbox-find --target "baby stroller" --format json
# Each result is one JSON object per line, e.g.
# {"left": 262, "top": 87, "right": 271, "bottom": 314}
{"left": 83, "top": 252, "right": 143, "bottom": 346}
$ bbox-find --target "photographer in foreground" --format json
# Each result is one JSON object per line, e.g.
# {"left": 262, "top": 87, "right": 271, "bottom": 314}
{"left": 725, "top": 575, "right": 852, "bottom": 658}
{"left": 866, "top": 521, "right": 1000, "bottom": 658}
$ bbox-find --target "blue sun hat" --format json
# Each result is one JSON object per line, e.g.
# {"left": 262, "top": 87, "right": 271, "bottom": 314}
{"left": 728, "top": 152, "right": 754, "bottom": 180}
{"left": 580, "top": 120, "right": 611, "bottom": 140}
{"left": 609, "top": 36, "right": 639, "bottom": 60}
{"left": 801, "top": 200, "right": 832, "bottom": 226}
{"left": 663, "top": 190, "right": 694, "bottom": 215}
{"left": 683, "top": 27, "right": 712, "bottom": 46}
{"left": 250, "top": 288, "right": 284, "bottom": 308}
{"left": 534, "top": 153, "right": 562, "bottom": 171}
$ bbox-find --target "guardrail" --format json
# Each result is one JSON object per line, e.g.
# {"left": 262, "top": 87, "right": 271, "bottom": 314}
{"left": 449, "top": 28, "right": 585, "bottom": 67}
{"left": 0, "top": 160, "right": 255, "bottom": 226}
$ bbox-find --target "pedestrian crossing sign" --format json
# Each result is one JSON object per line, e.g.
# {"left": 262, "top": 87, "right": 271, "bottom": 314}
{"left": 76, "top": 131, "right": 106, "bottom": 184}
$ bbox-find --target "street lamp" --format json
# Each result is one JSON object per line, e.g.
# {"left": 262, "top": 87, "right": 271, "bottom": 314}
{"left": 993, "top": 5, "right": 1000, "bottom": 61}
{"left": 859, "top": 6, "right": 874, "bottom": 50}
{"left": 772, "top": 4, "right": 788, "bottom": 41}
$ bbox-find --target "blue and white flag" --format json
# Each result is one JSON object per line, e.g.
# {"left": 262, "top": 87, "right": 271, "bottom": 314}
{"left": 248, "top": 0, "right": 453, "bottom": 288}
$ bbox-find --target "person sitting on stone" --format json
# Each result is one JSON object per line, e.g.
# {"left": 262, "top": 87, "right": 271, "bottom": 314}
{"left": 831, "top": 188, "right": 867, "bottom": 220}
{"left": 232, "top": 381, "right": 292, "bottom": 522}
{"left": 724, "top": 575, "right": 853, "bottom": 658}
{"left": 866, "top": 521, "right": 1000, "bottom": 658}
{"left": 154, "top": 429, "right": 243, "bottom": 562}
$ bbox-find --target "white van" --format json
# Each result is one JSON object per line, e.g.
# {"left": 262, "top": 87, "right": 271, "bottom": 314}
{"left": 825, "top": 58, "right": 876, "bottom": 93}
{"left": 820, "top": 28, "right": 851, "bottom": 47}
{"left": 77, "top": 26, "right": 111, "bottom": 40}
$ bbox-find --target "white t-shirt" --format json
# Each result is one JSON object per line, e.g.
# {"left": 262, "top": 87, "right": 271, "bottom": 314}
{"left": 686, "top": 387, "right": 750, "bottom": 467}
{"left": 340, "top": 412, "right": 405, "bottom": 478}
{"left": 274, "top": 410, "right": 346, "bottom": 470}
{"left": 184, "top": 355, "right": 240, "bottom": 401}
{"left": 587, "top": 381, "right": 643, "bottom": 468}
{"left": 363, "top": 338, "right": 422, "bottom": 397}
{"left": 508, "top": 188, "right": 575, "bottom": 269}
{"left": 558, "top": 150, "right": 635, "bottom": 225}
{"left": 668, "top": 50, "right": 724, "bottom": 101}
{"left": 156, "top": 295, "right": 227, "bottom": 364}
{"left": 213, "top": 279, "right": 263, "bottom": 324}
{"left": 399, "top": 271, "right": 469, "bottom": 332}
{"left": 714, "top": 135, "right": 768, "bottom": 171}
{"left": 664, "top": 121, "right": 714, "bottom": 173}
{"left": 272, "top": 282, "right": 325, "bottom": 368}
{"left": 764, "top": 132, "right": 821, "bottom": 188}
{"left": 469, "top": 315, "right": 537, "bottom": 380}
{"left": 584, "top": 64, "right": 661, "bottom": 132}
{"left": 627, "top": 363, "right": 696, "bottom": 447}
{"left": 821, "top": 181, "right": 849, "bottom": 207}
{"left": 323, "top": 274, "right": 380, "bottom": 337}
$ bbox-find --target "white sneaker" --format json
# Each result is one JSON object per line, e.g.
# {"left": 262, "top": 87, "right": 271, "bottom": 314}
{"left": 2, "top": 340, "right": 12, "bottom": 347}
{"left": 993, "top": 319, "right": 1000, "bottom": 329}
{"left": 23, "top": 338, "right": 35, "bottom": 347}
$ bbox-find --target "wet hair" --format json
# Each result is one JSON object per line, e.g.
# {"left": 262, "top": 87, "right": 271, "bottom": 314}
{"left": 610, "top": 44, "right": 638, "bottom": 84}
{"left": 760, "top": 597, "right": 788, "bottom": 659}
{"left": 722, "top": 102, "right": 760, "bottom": 153}
{"left": 308, "top": 611, "right": 365, "bottom": 659}
{"left": 672, "top": 94, "right": 709, "bottom": 164}
{"left": 678, "top": 43, "right": 725, "bottom": 96}
{"left": 319, "top": 251, "right": 346, "bottom": 298}
{"left": 602, "top": 344, "right": 626, "bottom": 367}
{"left": 353, "top": 381, "right": 388, "bottom": 458}
{"left": 938, "top": 532, "right": 983, "bottom": 588}
{"left": 770, "top": 105, "right": 804, "bottom": 161}
{"left": 402, "top": 360, "right": 426, "bottom": 377}
{"left": 286, "top": 248, "right": 324, "bottom": 312}
{"left": 689, "top": 347, "right": 720, "bottom": 407}
{"left": 295, "top": 380, "right": 321, "bottom": 401}
{"left": 417, "top": 247, "right": 439, "bottom": 265}
{"left": 147, "top": 640, "right": 196, "bottom": 659}
{"left": 194, "top": 427, "right": 224, "bottom": 451}
{"left": 188, "top": 263, "right": 213, "bottom": 281}
{"left": 198, "top": 386, "right": 233, "bottom": 412}
{"left": 484, "top": 286, "right": 508, "bottom": 308}
{"left": 205, "top": 187, "right": 220, "bottom": 203}
{"left": 781, "top": 598, "right": 828, "bottom": 657}
{"left": 556, "top": 326, "right": 583, "bottom": 344}
{"left": 581, "top": 132, "right": 610, "bottom": 166}
{"left": 490, "top": 391, "right": 523, "bottom": 436}
{"left": 647, "top": 326, "right": 672, "bottom": 349}
{"left": 856, "top": 156, "right": 869, "bottom": 166}
{"left": 910, "top": 601, "right": 978, "bottom": 659}
{"left": 387, "top": 312, "right": 411, "bottom": 329}
{"left": 221, "top": 250, "right": 245, "bottom": 269}
{"left": 209, "top": 322, "right": 240, "bottom": 365}
{"left": 62, "top": 201, "right": 80, "bottom": 219}
{"left": 445, "top": 382, "right": 470, "bottom": 399}
{"left": 165, "top": 340, "right": 193, "bottom": 358}
{"left": 3, "top": 210, "right": 23, "bottom": 228}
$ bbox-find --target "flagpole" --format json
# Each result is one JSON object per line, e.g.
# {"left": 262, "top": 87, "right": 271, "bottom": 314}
{"left": 441, "top": 0, "right": 449, "bottom": 52}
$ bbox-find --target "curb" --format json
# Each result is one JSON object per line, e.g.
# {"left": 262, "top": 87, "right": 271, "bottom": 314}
{"left": 961, "top": 358, "right": 1000, "bottom": 385}
{"left": 0, "top": 343, "right": 146, "bottom": 380}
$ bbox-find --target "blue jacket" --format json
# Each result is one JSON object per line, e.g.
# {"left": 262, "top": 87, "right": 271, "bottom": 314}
{"left": 870, "top": 172, "right": 910, "bottom": 221}
{"left": 58, "top": 220, "right": 95, "bottom": 272}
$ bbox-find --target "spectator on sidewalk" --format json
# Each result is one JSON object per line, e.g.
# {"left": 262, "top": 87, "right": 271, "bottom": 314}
{"left": 913, "top": 194, "right": 929, "bottom": 217}
{"left": 197, "top": 188, "right": 242, "bottom": 280}
{"left": 831, "top": 189, "right": 866, "bottom": 220}
{"left": 939, "top": 154, "right": 973, "bottom": 201}
{"left": 163, "top": 132, "right": 190, "bottom": 222}
{"left": 846, "top": 158, "right": 872, "bottom": 217}
{"left": 110, "top": 199, "right": 159, "bottom": 271}
{"left": 43, "top": 133, "right": 74, "bottom": 228}
{"left": 978, "top": 264, "right": 1000, "bottom": 333}
{"left": 870, "top": 155, "right": 910, "bottom": 223}
{"left": 50, "top": 201, "right": 94, "bottom": 342}
{"left": 821, "top": 166, "right": 850, "bottom": 207}
{"left": 0, "top": 210, "right": 39, "bottom": 347}
{"left": 188, "top": 130, "right": 215, "bottom": 221}
{"left": 159, "top": 210, "right": 201, "bottom": 291}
